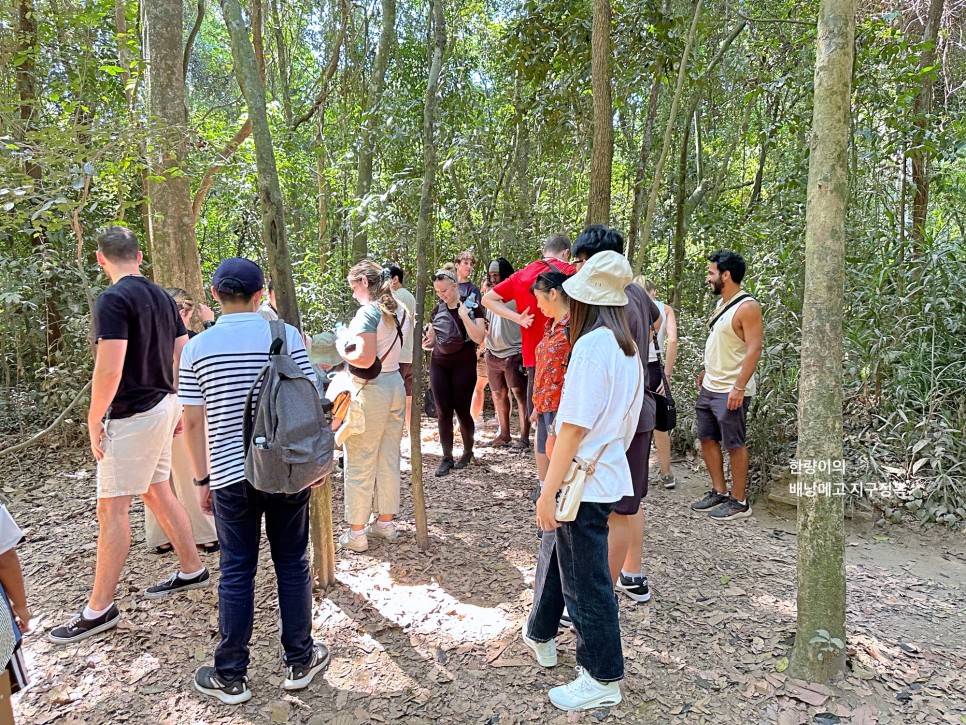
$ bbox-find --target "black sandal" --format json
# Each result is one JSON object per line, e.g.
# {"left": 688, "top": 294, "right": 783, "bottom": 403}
{"left": 154, "top": 543, "right": 174, "bottom": 555}
{"left": 197, "top": 541, "right": 220, "bottom": 553}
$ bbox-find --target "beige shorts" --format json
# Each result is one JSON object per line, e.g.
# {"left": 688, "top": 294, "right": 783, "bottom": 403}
{"left": 97, "top": 394, "right": 180, "bottom": 499}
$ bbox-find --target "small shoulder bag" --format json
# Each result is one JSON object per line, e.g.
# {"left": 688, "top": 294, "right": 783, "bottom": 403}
{"left": 649, "top": 326, "right": 677, "bottom": 432}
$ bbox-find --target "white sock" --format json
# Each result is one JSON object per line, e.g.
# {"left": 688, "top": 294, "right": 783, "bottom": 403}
{"left": 83, "top": 604, "right": 113, "bottom": 620}
{"left": 736, "top": 499, "right": 747, "bottom": 506}
{"left": 621, "top": 570, "right": 642, "bottom": 581}
{"left": 376, "top": 520, "right": 393, "bottom": 528}
{"left": 178, "top": 567, "right": 206, "bottom": 580}
{"left": 349, "top": 528, "right": 366, "bottom": 539}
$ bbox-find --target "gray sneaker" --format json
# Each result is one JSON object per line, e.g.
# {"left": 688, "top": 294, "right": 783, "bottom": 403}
{"left": 660, "top": 473, "right": 677, "bottom": 490}
{"left": 709, "top": 497, "right": 752, "bottom": 521}
{"left": 691, "top": 490, "right": 729, "bottom": 511}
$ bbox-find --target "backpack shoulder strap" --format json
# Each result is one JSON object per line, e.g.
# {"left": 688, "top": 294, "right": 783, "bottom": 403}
{"left": 707, "top": 294, "right": 755, "bottom": 331}
{"left": 269, "top": 319, "right": 288, "bottom": 356}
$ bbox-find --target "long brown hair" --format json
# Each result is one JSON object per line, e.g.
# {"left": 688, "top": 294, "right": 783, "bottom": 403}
{"left": 348, "top": 259, "right": 399, "bottom": 317}
{"left": 568, "top": 300, "right": 636, "bottom": 357}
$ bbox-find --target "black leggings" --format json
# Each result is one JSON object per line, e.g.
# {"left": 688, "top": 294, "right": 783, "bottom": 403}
{"left": 430, "top": 356, "right": 477, "bottom": 458}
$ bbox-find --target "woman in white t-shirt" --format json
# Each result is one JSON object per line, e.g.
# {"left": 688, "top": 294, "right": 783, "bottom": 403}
{"left": 337, "top": 260, "right": 407, "bottom": 553}
{"left": 522, "top": 250, "right": 643, "bottom": 713}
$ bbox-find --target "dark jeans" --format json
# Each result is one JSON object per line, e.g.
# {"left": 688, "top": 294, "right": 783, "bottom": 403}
{"left": 211, "top": 480, "right": 314, "bottom": 682}
{"left": 526, "top": 501, "right": 623, "bottom": 682}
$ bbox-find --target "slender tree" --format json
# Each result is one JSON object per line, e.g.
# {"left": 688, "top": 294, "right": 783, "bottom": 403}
{"left": 586, "top": 0, "right": 613, "bottom": 225}
{"left": 790, "top": 0, "right": 855, "bottom": 683}
{"left": 220, "top": 0, "right": 302, "bottom": 328}
{"left": 409, "top": 0, "right": 447, "bottom": 552}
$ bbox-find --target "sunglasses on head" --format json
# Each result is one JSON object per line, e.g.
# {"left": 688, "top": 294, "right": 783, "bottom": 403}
{"left": 433, "top": 273, "right": 454, "bottom": 282}
{"left": 180, "top": 300, "right": 195, "bottom": 311}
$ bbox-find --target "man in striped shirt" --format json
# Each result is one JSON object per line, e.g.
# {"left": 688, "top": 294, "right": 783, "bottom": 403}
{"left": 178, "top": 258, "right": 329, "bottom": 704}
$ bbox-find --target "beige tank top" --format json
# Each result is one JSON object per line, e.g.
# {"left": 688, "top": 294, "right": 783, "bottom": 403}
{"left": 703, "top": 295, "right": 757, "bottom": 396}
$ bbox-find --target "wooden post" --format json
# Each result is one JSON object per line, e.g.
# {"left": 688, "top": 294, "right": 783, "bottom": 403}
{"left": 310, "top": 476, "right": 336, "bottom": 588}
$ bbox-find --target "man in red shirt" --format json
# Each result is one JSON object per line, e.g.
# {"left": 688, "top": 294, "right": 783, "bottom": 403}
{"left": 482, "top": 234, "right": 574, "bottom": 490}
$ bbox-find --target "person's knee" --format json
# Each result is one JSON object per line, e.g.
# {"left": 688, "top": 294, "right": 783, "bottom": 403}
{"left": 96, "top": 496, "right": 132, "bottom": 525}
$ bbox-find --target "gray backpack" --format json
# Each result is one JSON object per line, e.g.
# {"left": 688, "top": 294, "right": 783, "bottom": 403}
{"left": 243, "top": 320, "right": 335, "bottom": 494}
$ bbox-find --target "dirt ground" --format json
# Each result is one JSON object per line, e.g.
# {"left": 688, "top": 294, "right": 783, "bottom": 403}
{"left": 5, "top": 419, "right": 965, "bottom": 725}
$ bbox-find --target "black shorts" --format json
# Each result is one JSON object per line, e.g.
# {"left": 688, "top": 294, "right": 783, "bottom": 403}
{"left": 486, "top": 351, "right": 526, "bottom": 393}
{"left": 398, "top": 362, "right": 413, "bottom": 396}
{"left": 614, "top": 430, "right": 652, "bottom": 515}
{"left": 696, "top": 388, "right": 750, "bottom": 450}
{"left": 647, "top": 360, "right": 663, "bottom": 391}
{"left": 525, "top": 366, "right": 535, "bottom": 418}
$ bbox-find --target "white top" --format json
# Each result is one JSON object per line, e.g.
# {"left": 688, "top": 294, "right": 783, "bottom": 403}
{"left": 703, "top": 295, "right": 757, "bottom": 396}
{"left": 556, "top": 327, "right": 644, "bottom": 503}
{"left": 0, "top": 505, "right": 23, "bottom": 555}
{"left": 348, "top": 302, "right": 407, "bottom": 373}
{"left": 647, "top": 300, "right": 667, "bottom": 363}
{"left": 393, "top": 287, "right": 416, "bottom": 364}
{"left": 178, "top": 313, "right": 316, "bottom": 489}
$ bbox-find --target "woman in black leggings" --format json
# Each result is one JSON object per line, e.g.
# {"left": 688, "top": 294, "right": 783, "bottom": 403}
{"left": 422, "top": 264, "right": 486, "bottom": 476}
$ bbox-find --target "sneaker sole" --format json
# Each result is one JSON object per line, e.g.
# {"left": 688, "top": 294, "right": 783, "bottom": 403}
{"left": 194, "top": 678, "right": 252, "bottom": 705}
{"left": 558, "top": 618, "right": 573, "bottom": 630}
{"left": 366, "top": 529, "right": 399, "bottom": 542}
{"left": 283, "top": 650, "right": 331, "bottom": 691}
{"left": 339, "top": 539, "right": 369, "bottom": 552}
{"left": 616, "top": 583, "right": 652, "bottom": 603}
{"left": 47, "top": 614, "right": 120, "bottom": 645}
{"left": 521, "top": 631, "right": 557, "bottom": 667}
{"left": 144, "top": 577, "right": 211, "bottom": 600}
{"left": 710, "top": 509, "right": 753, "bottom": 522}
{"left": 549, "top": 689, "right": 622, "bottom": 711}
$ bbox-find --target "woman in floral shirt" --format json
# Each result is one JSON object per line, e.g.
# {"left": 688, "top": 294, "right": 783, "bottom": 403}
{"left": 531, "top": 271, "right": 572, "bottom": 460}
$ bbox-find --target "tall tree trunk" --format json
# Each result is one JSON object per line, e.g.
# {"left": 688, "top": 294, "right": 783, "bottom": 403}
{"left": 409, "top": 0, "right": 446, "bottom": 552}
{"left": 670, "top": 116, "right": 692, "bottom": 308}
{"left": 627, "top": 70, "right": 662, "bottom": 265}
{"left": 353, "top": 0, "right": 397, "bottom": 261}
{"left": 638, "top": 0, "right": 703, "bottom": 273}
{"left": 910, "top": 0, "right": 944, "bottom": 250}
{"left": 268, "top": 0, "right": 294, "bottom": 125}
{"left": 221, "top": 0, "right": 302, "bottom": 328}
{"left": 586, "top": 0, "right": 613, "bottom": 225}
{"left": 790, "top": 0, "right": 855, "bottom": 684}
{"left": 142, "top": 0, "right": 206, "bottom": 306}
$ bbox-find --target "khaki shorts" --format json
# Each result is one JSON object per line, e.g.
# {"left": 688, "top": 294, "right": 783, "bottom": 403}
{"left": 97, "top": 395, "right": 180, "bottom": 499}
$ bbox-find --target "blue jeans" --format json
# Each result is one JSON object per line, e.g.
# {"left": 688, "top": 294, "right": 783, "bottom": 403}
{"left": 211, "top": 480, "right": 314, "bottom": 682}
{"left": 526, "top": 501, "right": 623, "bottom": 682}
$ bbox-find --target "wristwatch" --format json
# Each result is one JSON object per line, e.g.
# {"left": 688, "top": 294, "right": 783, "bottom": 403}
{"left": 203, "top": 320, "right": 215, "bottom": 329}
{"left": 193, "top": 474, "right": 211, "bottom": 487}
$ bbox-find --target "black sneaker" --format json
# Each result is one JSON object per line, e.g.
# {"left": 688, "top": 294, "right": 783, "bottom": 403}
{"left": 529, "top": 483, "right": 542, "bottom": 503}
{"left": 690, "top": 490, "right": 729, "bottom": 511}
{"left": 616, "top": 573, "right": 652, "bottom": 603}
{"left": 283, "top": 644, "right": 331, "bottom": 691}
{"left": 709, "top": 497, "right": 752, "bottom": 521}
{"left": 453, "top": 451, "right": 474, "bottom": 469}
{"left": 194, "top": 665, "right": 252, "bottom": 705}
{"left": 559, "top": 608, "right": 573, "bottom": 630}
{"left": 145, "top": 568, "right": 211, "bottom": 600}
{"left": 435, "top": 457, "right": 455, "bottom": 476}
{"left": 48, "top": 604, "right": 121, "bottom": 645}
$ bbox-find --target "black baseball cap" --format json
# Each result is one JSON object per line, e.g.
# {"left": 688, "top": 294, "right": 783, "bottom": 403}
{"left": 211, "top": 257, "right": 265, "bottom": 295}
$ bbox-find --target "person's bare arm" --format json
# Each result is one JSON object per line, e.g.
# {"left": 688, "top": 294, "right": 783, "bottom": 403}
{"left": 728, "top": 301, "right": 763, "bottom": 410}
{"left": 460, "top": 306, "right": 486, "bottom": 344}
{"left": 482, "top": 290, "right": 533, "bottom": 329}
{"left": 88, "top": 339, "right": 127, "bottom": 461}
{"left": 183, "top": 405, "right": 213, "bottom": 514}
{"left": 663, "top": 305, "right": 679, "bottom": 378}
{"left": 0, "top": 548, "right": 29, "bottom": 632}
{"left": 339, "top": 331, "right": 378, "bottom": 368}
{"left": 535, "top": 422, "right": 590, "bottom": 531}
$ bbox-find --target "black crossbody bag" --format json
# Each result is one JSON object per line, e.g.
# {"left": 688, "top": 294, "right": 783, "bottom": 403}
{"left": 649, "top": 326, "right": 677, "bottom": 433}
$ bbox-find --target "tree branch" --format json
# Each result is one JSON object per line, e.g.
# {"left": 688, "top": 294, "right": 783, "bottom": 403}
{"left": 0, "top": 381, "right": 92, "bottom": 458}
{"left": 738, "top": 11, "right": 815, "bottom": 28}
{"left": 192, "top": 120, "right": 253, "bottom": 218}
{"left": 183, "top": 0, "right": 205, "bottom": 81}
{"left": 292, "top": 0, "right": 349, "bottom": 129}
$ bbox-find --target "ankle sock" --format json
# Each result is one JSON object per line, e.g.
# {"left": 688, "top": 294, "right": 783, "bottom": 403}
{"left": 83, "top": 604, "right": 113, "bottom": 620}
{"left": 349, "top": 529, "right": 366, "bottom": 539}
{"left": 178, "top": 567, "right": 206, "bottom": 580}
{"left": 375, "top": 520, "right": 393, "bottom": 529}
{"left": 736, "top": 499, "right": 747, "bottom": 507}
{"left": 621, "top": 570, "right": 643, "bottom": 582}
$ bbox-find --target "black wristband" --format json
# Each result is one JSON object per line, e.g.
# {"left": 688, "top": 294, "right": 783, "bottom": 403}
{"left": 203, "top": 320, "right": 215, "bottom": 329}
{"left": 193, "top": 475, "right": 211, "bottom": 487}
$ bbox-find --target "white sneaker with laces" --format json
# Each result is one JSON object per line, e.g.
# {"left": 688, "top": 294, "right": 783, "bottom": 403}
{"left": 366, "top": 521, "right": 399, "bottom": 541}
{"left": 548, "top": 666, "right": 622, "bottom": 711}
{"left": 521, "top": 625, "right": 557, "bottom": 667}
{"left": 338, "top": 529, "right": 368, "bottom": 552}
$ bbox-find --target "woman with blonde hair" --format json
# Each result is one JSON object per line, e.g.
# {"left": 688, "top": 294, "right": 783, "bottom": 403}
{"left": 422, "top": 264, "right": 486, "bottom": 475}
{"left": 145, "top": 288, "right": 218, "bottom": 554}
{"left": 336, "top": 260, "right": 408, "bottom": 552}
{"left": 633, "top": 276, "right": 679, "bottom": 489}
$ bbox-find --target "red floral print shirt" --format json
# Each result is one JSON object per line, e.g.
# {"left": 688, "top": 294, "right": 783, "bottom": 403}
{"left": 532, "top": 314, "right": 570, "bottom": 414}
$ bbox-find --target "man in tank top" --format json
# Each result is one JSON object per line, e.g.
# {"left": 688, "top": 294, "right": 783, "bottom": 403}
{"left": 690, "top": 251, "right": 763, "bottom": 521}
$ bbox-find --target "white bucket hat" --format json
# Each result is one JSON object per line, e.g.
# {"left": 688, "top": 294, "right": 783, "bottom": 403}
{"left": 563, "top": 250, "right": 632, "bottom": 306}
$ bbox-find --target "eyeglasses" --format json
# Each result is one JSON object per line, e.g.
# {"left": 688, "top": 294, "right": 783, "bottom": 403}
{"left": 570, "top": 258, "right": 585, "bottom": 267}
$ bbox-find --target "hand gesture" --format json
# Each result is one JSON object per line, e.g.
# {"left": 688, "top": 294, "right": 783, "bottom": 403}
{"left": 197, "top": 304, "right": 215, "bottom": 323}
{"left": 518, "top": 307, "right": 534, "bottom": 329}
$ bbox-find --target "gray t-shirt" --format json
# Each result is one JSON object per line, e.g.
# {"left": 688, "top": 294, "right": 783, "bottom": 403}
{"left": 485, "top": 300, "right": 522, "bottom": 358}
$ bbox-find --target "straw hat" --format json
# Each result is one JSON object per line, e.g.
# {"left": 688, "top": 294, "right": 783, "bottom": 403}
{"left": 563, "top": 250, "right": 632, "bottom": 306}
{"left": 308, "top": 331, "right": 343, "bottom": 366}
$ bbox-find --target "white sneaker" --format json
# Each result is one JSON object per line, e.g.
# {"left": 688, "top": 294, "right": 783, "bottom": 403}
{"left": 521, "top": 625, "right": 557, "bottom": 667}
{"left": 548, "top": 666, "right": 622, "bottom": 711}
{"left": 338, "top": 530, "right": 368, "bottom": 552}
{"left": 366, "top": 521, "right": 399, "bottom": 541}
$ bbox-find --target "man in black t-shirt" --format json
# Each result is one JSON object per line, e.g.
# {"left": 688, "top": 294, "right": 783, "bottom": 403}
{"left": 49, "top": 227, "right": 210, "bottom": 646}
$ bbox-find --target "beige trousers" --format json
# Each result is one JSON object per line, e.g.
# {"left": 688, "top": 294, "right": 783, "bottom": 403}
{"left": 343, "top": 372, "right": 406, "bottom": 526}
{"left": 144, "top": 430, "right": 217, "bottom": 548}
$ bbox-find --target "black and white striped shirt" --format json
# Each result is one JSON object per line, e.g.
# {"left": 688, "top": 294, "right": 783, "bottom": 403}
{"left": 178, "top": 312, "right": 316, "bottom": 490}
